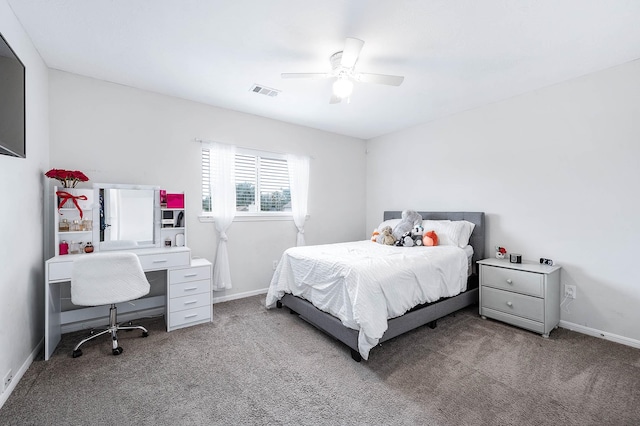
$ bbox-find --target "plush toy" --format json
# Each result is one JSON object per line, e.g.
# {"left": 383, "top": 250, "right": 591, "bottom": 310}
{"left": 395, "top": 231, "right": 415, "bottom": 247}
{"left": 392, "top": 210, "right": 423, "bottom": 240}
{"left": 370, "top": 229, "right": 380, "bottom": 242}
{"left": 423, "top": 230, "right": 439, "bottom": 246}
{"left": 377, "top": 226, "right": 396, "bottom": 245}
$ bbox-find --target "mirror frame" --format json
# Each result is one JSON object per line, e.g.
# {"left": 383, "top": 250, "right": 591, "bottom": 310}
{"left": 92, "top": 183, "right": 161, "bottom": 251}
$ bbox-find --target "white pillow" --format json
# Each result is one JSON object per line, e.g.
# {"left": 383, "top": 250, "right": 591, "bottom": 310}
{"left": 422, "top": 220, "right": 475, "bottom": 248}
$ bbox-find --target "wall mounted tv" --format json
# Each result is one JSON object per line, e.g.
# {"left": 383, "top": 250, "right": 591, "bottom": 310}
{"left": 0, "top": 32, "right": 26, "bottom": 158}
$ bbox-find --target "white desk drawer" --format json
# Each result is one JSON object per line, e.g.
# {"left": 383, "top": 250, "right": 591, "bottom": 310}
{"left": 169, "top": 265, "right": 211, "bottom": 284}
{"left": 139, "top": 251, "right": 190, "bottom": 271}
{"left": 169, "top": 305, "right": 211, "bottom": 328}
{"left": 169, "top": 292, "right": 211, "bottom": 313}
{"left": 49, "top": 261, "right": 73, "bottom": 281}
{"left": 169, "top": 279, "right": 211, "bottom": 299}
{"left": 481, "top": 286, "right": 544, "bottom": 322}
{"left": 481, "top": 265, "right": 543, "bottom": 297}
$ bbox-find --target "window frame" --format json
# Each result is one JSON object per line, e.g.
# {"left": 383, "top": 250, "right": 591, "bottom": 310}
{"left": 200, "top": 146, "right": 293, "bottom": 221}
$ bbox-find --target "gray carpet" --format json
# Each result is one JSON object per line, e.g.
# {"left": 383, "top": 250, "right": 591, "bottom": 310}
{"left": 1, "top": 296, "right": 639, "bottom": 425}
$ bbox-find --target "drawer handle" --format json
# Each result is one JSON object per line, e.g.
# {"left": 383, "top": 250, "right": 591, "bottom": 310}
{"left": 184, "top": 273, "right": 198, "bottom": 277}
{"left": 506, "top": 279, "right": 513, "bottom": 284}
{"left": 506, "top": 301, "right": 513, "bottom": 307}
{"left": 184, "top": 287, "right": 198, "bottom": 291}
{"left": 152, "top": 259, "right": 168, "bottom": 264}
{"left": 184, "top": 300, "right": 198, "bottom": 305}
{"left": 184, "top": 313, "right": 199, "bottom": 319}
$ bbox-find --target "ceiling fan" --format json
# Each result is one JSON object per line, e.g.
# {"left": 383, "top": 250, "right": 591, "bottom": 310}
{"left": 281, "top": 37, "right": 404, "bottom": 104}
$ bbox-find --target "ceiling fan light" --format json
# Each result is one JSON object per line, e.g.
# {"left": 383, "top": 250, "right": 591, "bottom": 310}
{"left": 333, "top": 78, "right": 354, "bottom": 99}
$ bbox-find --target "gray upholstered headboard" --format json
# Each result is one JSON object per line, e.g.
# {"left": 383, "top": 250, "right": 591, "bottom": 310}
{"left": 383, "top": 211, "right": 485, "bottom": 273}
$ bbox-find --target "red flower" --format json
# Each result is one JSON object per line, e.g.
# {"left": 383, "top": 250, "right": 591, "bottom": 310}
{"left": 45, "top": 169, "right": 90, "bottom": 188}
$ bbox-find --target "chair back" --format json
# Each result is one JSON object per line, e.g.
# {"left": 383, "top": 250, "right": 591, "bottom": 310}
{"left": 71, "top": 252, "right": 150, "bottom": 306}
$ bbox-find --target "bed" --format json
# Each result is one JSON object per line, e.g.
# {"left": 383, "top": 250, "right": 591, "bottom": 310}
{"left": 266, "top": 211, "right": 485, "bottom": 361}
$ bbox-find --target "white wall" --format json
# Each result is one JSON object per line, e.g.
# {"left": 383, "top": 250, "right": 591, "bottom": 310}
{"left": 366, "top": 59, "right": 640, "bottom": 344}
{"left": 49, "top": 70, "right": 366, "bottom": 301}
{"left": 0, "top": 0, "right": 49, "bottom": 406}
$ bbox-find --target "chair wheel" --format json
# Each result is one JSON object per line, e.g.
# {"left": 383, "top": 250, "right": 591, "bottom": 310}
{"left": 112, "top": 347, "right": 123, "bottom": 356}
{"left": 72, "top": 349, "right": 83, "bottom": 358}
{"left": 142, "top": 331, "right": 149, "bottom": 338}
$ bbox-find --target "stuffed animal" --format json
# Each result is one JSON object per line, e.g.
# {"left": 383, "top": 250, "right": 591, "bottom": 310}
{"left": 392, "top": 210, "right": 423, "bottom": 240}
{"left": 423, "top": 230, "right": 439, "bottom": 246}
{"left": 395, "top": 231, "right": 414, "bottom": 247}
{"left": 377, "top": 226, "right": 396, "bottom": 245}
{"left": 370, "top": 229, "right": 380, "bottom": 242}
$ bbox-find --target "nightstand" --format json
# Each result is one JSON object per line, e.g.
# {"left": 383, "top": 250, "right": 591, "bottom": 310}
{"left": 478, "top": 258, "right": 561, "bottom": 338}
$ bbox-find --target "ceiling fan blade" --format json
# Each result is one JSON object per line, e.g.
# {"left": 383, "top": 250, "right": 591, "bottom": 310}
{"left": 357, "top": 73, "right": 404, "bottom": 86}
{"left": 329, "top": 93, "right": 342, "bottom": 104}
{"left": 340, "top": 38, "right": 364, "bottom": 68}
{"left": 281, "top": 73, "right": 330, "bottom": 79}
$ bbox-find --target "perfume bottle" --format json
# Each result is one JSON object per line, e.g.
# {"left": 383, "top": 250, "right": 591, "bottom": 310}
{"left": 59, "top": 219, "right": 70, "bottom": 232}
{"left": 84, "top": 242, "right": 94, "bottom": 253}
{"left": 59, "top": 240, "right": 69, "bottom": 255}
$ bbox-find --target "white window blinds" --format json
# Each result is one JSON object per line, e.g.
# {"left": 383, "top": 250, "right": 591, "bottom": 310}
{"left": 202, "top": 148, "right": 291, "bottom": 214}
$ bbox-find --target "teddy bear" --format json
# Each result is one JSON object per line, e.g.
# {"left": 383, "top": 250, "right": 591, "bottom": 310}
{"left": 377, "top": 226, "right": 397, "bottom": 245}
{"left": 392, "top": 210, "right": 423, "bottom": 240}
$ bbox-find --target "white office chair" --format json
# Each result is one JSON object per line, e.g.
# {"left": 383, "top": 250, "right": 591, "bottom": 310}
{"left": 71, "top": 252, "right": 151, "bottom": 358}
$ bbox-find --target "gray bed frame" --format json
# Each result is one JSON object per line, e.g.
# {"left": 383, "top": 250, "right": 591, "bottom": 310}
{"left": 277, "top": 211, "right": 485, "bottom": 362}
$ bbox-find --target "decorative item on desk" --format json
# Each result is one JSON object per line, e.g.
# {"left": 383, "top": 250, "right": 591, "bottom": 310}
{"left": 495, "top": 246, "right": 507, "bottom": 259}
{"left": 510, "top": 253, "right": 522, "bottom": 263}
{"left": 166, "top": 193, "right": 184, "bottom": 209}
{"left": 164, "top": 238, "right": 172, "bottom": 247}
{"left": 59, "top": 240, "right": 69, "bottom": 255}
{"left": 84, "top": 242, "right": 94, "bottom": 253}
{"left": 176, "top": 233, "right": 185, "bottom": 247}
{"left": 56, "top": 190, "right": 88, "bottom": 219}
{"left": 45, "top": 168, "right": 89, "bottom": 188}
{"left": 59, "top": 218, "right": 70, "bottom": 232}
{"left": 81, "top": 219, "right": 92, "bottom": 231}
{"left": 160, "top": 190, "right": 167, "bottom": 208}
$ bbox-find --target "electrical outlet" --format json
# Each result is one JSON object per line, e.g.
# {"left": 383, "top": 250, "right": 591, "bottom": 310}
{"left": 272, "top": 260, "right": 278, "bottom": 271}
{"left": 3, "top": 369, "right": 12, "bottom": 391}
{"left": 564, "top": 284, "right": 576, "bottom": 299}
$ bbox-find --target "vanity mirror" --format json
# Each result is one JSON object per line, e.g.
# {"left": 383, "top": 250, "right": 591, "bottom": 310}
{"left": 93, "top": 183, "right": 160, "bottom": 250}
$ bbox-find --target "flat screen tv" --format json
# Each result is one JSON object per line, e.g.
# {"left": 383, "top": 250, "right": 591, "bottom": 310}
{"left": 0, "top": 32, "right": 26, "bottom": 158}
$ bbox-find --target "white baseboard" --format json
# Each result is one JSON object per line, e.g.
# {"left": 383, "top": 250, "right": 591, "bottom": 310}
{"left": 559, "top": 320, "right": 640, "bottom": 349}
{"left": 212, "top": 288, "right": 268, "bottom": 304}
{"left": 0, "top": 338, "right": 43, "bottom": 410}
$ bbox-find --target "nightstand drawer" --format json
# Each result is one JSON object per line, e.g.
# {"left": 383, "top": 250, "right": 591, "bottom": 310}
{"left": 481, "top": 286, "right": 544, "bottom": 322}
{"left": 481, "top": 265, "right": 543, "bottom": 297}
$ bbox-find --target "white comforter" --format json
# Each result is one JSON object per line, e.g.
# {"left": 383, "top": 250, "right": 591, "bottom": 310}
{"left": 265, "top": 240, "right": 469, "bottom": 360}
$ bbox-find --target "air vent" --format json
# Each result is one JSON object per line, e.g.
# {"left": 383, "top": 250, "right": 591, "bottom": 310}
{"left": 250, "top": 84, "right": 280, "bottom": 97}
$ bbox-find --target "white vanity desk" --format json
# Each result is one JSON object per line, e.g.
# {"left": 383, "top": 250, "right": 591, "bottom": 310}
{"left": 44, "top": 184, "right": 213, "bottom": 360}
{"left": 44, "top": 247, "right": 214, "bottom": 361}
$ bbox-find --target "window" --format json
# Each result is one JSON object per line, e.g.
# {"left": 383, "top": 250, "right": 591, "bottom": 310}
{"left": 202, "top": 147, "right": 291, "bottom": 215}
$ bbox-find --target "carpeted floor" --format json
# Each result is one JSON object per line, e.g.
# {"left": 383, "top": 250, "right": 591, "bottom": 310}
{"left": 1, "top": 296, "right": 639, "bottom": 425}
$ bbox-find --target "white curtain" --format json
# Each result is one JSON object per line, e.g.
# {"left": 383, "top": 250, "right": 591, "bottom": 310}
{"left": 210, "top": 142, "right": 236, "bottom": 290}
{"left": 286, "top": 154, "right": 310, "bottom": 246}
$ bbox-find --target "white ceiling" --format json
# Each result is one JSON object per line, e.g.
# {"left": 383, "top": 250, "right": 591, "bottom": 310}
{"left": 7, "top": 0, "right": 640, "bottom": 139}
